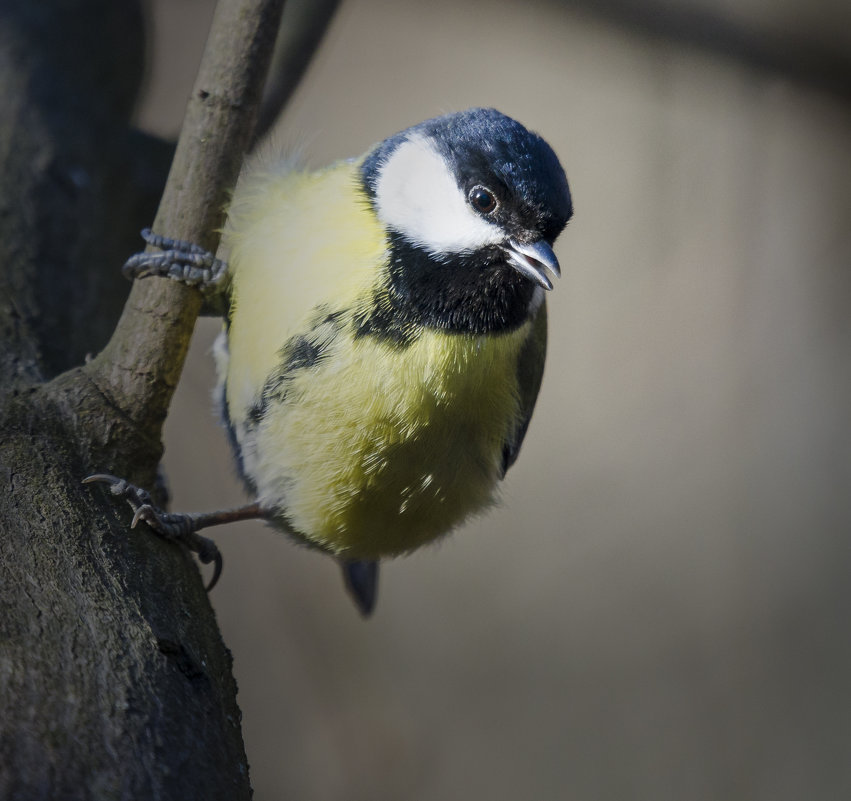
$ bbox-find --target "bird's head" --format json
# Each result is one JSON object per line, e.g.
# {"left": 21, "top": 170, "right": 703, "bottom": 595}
{"left": 361, "top": 108, "right": 572, "bottom": 293}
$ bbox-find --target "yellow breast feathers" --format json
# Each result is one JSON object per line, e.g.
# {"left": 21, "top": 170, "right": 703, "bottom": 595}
{"left": 219, "top": 159, "right": 533, "bottom": 559}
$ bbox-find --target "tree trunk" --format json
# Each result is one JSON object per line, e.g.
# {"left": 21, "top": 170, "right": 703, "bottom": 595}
{"left": 0, "top": 0, "right": 288, "bottom": 797}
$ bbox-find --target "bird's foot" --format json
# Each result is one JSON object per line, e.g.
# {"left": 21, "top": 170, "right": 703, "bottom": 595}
{"left": 83, "top": 473, "right": 223, "bottom": 590}
{"left": 122, "top": 228, "right": 228, "bottom": 294}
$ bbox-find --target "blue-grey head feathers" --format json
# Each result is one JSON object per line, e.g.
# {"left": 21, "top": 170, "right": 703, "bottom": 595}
{"left": 361, "top": 108, "right": 572, "bottom": 249}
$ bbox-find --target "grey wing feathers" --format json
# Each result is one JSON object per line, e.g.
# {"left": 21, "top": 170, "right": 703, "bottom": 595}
{"left": 501, "top": 302, "right": 548, "bottom": 478}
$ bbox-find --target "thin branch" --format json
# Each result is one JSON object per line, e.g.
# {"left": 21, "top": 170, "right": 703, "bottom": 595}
{"left": 81, "top": 0, "right": 286, "bottom": 437}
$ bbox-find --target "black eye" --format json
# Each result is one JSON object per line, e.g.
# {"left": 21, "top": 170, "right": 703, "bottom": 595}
{"left": 469, "top": 186, "right": 497, "bottom": 214}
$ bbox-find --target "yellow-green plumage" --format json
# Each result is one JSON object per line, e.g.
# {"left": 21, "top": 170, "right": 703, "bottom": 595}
{"left": 219, "top": 159, "right": 542, "bottom": 559}
{"left": 95, "top": 109, "right": 570, "bottom": 614}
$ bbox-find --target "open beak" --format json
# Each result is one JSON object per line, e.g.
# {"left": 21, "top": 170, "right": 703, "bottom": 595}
{"left": 503, "top": 239, "right": 561, "bottom": 291}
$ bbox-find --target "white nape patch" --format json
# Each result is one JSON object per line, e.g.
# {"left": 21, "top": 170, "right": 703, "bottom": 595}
{"left": 373, "top": 134, "right": 504, "bottom": 256}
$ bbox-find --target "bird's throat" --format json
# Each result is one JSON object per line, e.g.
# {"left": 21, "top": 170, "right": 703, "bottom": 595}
{"left": 353, "top": 234, "right": 538, "bottom": 343}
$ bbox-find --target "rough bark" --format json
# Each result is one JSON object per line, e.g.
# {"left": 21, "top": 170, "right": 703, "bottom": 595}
{"left": 0, "top": 0, "right": 287, "bottom": 798}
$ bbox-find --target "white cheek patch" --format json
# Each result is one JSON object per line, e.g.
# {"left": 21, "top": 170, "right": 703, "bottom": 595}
{"left": 373, "top": 135, "right": 504, "bottom": 256}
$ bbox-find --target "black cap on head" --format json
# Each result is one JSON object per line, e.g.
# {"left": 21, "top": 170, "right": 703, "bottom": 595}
{"left": 362, "top": 108, "right": 572, "bottom": 245}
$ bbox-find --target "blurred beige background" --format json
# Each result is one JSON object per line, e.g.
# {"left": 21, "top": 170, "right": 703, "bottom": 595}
{"left": 136, "top": 0, "right": 851, "bottom": 798}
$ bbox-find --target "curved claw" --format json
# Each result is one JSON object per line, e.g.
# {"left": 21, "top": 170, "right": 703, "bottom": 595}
{"left": 84, "top": 473, "right": 154, "bottom": 506}
{"left": 131, "top": 504, "right": 152, "bottom": 529}
{"left": 84, "top": 471, "right": 224, "bottom": 593}
{"left": 83, "top": 473, "right": 118, "bottom": 485}
{"left": 201, "top": 547, "right": 224, "bottom": 592}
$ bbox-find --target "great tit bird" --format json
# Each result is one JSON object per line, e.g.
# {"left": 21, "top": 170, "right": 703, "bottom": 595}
{"left": 91, "top": 107, "right": 572, "bottom": 616}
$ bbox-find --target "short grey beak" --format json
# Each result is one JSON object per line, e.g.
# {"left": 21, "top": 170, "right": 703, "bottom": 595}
{"left": 503, "top": 239, "right": 561, "bottom": 290}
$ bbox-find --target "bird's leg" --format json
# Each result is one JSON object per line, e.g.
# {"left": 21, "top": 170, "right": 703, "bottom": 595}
{"left": 83, "top": 474, "right": 271, "bottom": 590}
{"left": 122, "top": 228, "right": 229, "bottom": 294}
